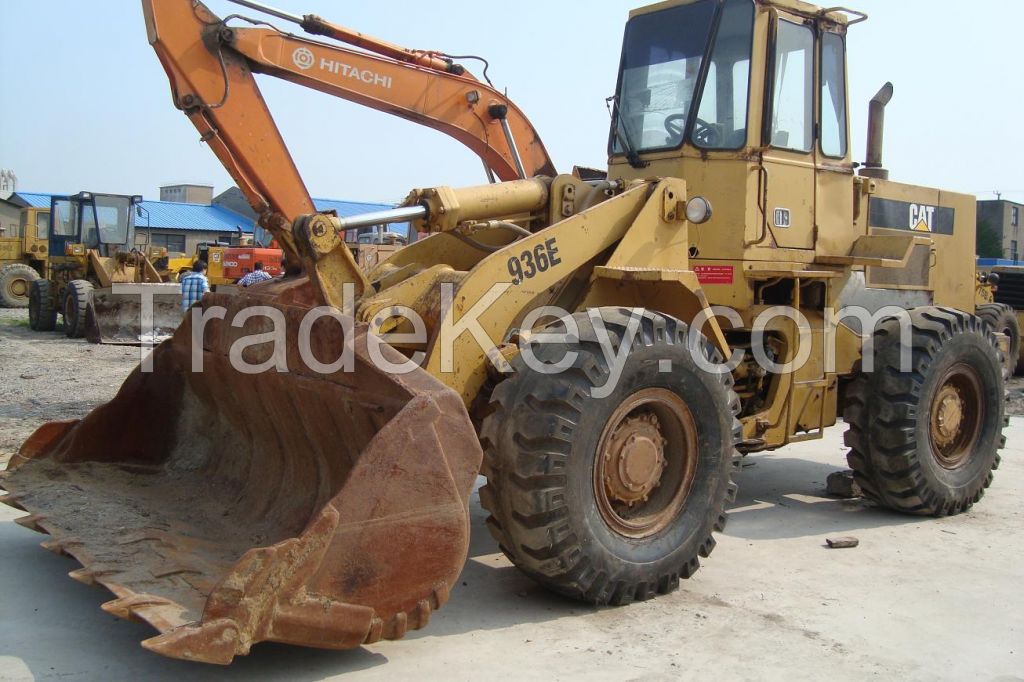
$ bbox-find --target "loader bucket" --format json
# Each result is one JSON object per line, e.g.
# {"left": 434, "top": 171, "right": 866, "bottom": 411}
{"left": 85, "top": 283, "right": 183, "bottom": 345}
{"left": 1, "top": 280, "right": 483, "bottom": 664}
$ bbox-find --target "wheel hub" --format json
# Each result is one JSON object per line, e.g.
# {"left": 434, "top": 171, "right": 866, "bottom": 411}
{"left": 603, "top": 414, "right": 667, "bottom": 506}
{"left": 933, "top": 386, "right": 965, "bottom": 447}
{"left": 9, "top": 277, "right": 28, "bottom": 297}
{"left": 929, "top": 364, "right": 984, "bottom": 469}
{"left": 593, "top": 388, "right": 698, "bottom": 539}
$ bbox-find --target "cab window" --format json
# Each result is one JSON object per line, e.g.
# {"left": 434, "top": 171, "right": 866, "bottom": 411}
{"left": 769, "top": 20, "right": 815, "bottom": 152}
{"left": 35, "top": 211, "right": 49, "bottom": 239}
{"left": 692, "top": 0, "right": 755, "bottom": 149}
{"left": 53, "top": 200, "right": 76, "bottom": 237}
{"left": 820, "top": 32, "right": 848, "bottom": 158}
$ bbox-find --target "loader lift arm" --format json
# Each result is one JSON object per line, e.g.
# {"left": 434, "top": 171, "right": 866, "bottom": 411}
{"left": 142, "top": 0, "right": 555, "bottom": 292}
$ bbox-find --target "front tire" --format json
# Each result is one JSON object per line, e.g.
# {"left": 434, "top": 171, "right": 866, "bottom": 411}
{"left": 28, "top": 279, "right": 57, "bottom": 331}
{"left": 480, "top": 309, "right": 740, "bottom": 605}
{"left": 844, "top": 307, "right": 1005, "bottom": 516}
{"left": 62, "top": 279, "right": 94, "bottom": 338}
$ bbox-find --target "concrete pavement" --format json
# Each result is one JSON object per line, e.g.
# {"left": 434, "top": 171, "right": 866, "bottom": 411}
{"left": 1, "top": 421, "right": 1021, "bottom": 681}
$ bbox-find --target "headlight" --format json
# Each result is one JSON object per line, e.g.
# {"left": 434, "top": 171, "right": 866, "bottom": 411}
{"left": 686, "top": 196, "right": 713, "bottom": 225}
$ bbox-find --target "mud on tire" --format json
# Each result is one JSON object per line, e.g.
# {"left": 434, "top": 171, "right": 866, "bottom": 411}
{"left": 479, "top": 308, "right": 741, "bottom": 605}
{"left": 844, "top": 307, "right": 1005, "bottom": 516}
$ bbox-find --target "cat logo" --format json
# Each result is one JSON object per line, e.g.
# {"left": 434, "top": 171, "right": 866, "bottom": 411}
{"left": 910, "top": 204, "right": 937, "bottom": 232}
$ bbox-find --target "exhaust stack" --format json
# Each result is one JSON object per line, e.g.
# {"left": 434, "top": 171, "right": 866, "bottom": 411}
{"left": 861, "top": 82, "right": 894, "bottom": 180}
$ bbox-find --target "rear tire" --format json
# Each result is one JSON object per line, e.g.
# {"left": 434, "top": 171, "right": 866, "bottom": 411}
{"left": 480, "top": 308, "right": 740, "bottom": 605}
{"left": 844, "top": 307, "right": 1005, "bottom": 516}
{"left": 28, "top": 279, "right": 57, "bottom": 331}
{"left": 62, "top": 279, "right": 94, "bottom": 338}
{"left": 0, "top": 263, "right": 40, "bottom": 308}
{"left": 975, "top": 303, "right": 1020, "bottom": 377}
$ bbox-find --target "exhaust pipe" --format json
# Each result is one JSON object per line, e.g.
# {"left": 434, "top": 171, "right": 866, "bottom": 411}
{"left": 861, "top": 82, "right": 894, "bottom": 180}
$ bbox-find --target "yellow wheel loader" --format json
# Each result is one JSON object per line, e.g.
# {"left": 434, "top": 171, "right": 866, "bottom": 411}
{"left": 2, "top": 0, "right": 1007, "bottom": 665}
{"left": 0, "top": 206, "right": 49, "bottom": 308}
{"left": 25, "top": 192, "right": 181, "bottom": 343}
{"left": 976, "top": 265, "right": 1024, "bottom": 375}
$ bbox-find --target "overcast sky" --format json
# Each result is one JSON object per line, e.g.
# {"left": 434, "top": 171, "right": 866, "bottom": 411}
{"left": 1, "top": 0, "right": 1022, "bottom": 205}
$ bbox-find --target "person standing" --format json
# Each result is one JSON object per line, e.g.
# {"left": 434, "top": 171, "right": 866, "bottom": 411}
{"left": 180, "top": 260, "right": 210, "bottom": 312}
{"left": 238, "top": 261, "right": 274, "bottom": 287}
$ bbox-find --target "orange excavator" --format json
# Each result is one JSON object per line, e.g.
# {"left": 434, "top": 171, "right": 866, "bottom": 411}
{"left": 2, "top": 0, "right": 555, "bottom": 664}
{"left": 145, "top": 0, "right": 555, "bottom": 266}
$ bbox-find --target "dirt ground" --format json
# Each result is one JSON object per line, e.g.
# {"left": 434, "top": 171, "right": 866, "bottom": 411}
{"left": 1, "top": 307, "right": 1022, "bottom": 680}
{"left": 0, "top": 309, "right": 142, "bottom": 468}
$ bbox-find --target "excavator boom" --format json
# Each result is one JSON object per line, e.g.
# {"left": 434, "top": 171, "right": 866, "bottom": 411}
{"left": 143, "top": 0, "right": 554, "bottom": 286}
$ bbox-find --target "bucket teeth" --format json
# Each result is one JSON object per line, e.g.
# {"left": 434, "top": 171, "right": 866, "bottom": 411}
{"left": 101, "top": 594, "right": 179, "bottom": 625}
{"left": 14, "top": 514, "right": 47, "bottom": 534}
{"left": 41, "top": 539, "right": 65, "bottom": 555}
{"left": 0, "top": 493, "right": 25, "bottom": 511}
{"left": 69, "top": 568, "right": 97, "bottom": 586}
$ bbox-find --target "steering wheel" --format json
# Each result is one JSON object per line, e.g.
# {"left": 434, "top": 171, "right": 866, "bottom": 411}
{"left": 664, "top": 114, "right": 720, "bottom": 148}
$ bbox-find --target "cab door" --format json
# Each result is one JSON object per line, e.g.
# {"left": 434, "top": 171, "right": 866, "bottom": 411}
{"left": 761, "top": 11, "right": 816, "bottom": 250}
{"left": 48, "top": 196, "right": 79, "bottom": 259}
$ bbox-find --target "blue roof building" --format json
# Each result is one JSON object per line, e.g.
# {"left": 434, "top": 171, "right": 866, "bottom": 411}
{"left": 4, "top": 188, "right": 405, "bottom": 255}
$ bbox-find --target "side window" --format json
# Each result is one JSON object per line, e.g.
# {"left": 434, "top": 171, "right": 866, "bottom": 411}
{"left": 769, "top": 20, "right": 814, "bottom": 153}
{"left": 820, "top": 32, "right": 848, "bottom": 158}
{"left": 53, "top": 200, "right": 75, "bottom": 237}
{"left": 35, "top": 211, "right": 49, "bottom": 239}
{"left": 692, "top": 0, "right": 755, "bottom": 150}
{"left": 81, "top": 203, "right": 98, "bottom": 247}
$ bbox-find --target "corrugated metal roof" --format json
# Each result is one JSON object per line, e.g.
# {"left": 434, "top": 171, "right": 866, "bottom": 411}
{"left": 12, "top": 192, "right": 54, "bottom": 208}
{"left": 13, "top": 192, "right": 408, "bottom": 236}
{"left": 136, "top": 200, "right": 255, "bottom": 234}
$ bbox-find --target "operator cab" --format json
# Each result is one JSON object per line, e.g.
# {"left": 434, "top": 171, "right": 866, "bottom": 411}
{"left": 611, "top": 0, "right": 755, "bottom": 157}
{"left": 608, "top": 0, "right": 862, "bottom": 256}
{"left": 49, "top": 192, "right": 144, "bottom": 258}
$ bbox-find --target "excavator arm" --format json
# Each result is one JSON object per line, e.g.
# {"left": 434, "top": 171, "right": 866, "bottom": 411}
{"left": 143, "top": 0, "right": 555, "bottom": 298}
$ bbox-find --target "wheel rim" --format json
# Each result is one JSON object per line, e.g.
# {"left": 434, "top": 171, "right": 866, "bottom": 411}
{"left": 929, "top": 363, "right": 984, "bottom": 469}
{"left": 593, "top": 388, "right": 698, "bottom": 539}
{"left": 6, "top": 276, "right": 29, "bottom": 299}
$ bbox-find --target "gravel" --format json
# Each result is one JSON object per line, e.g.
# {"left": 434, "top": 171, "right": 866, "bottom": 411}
{"left": 0, "top": 309, "right": 141, "bottom": 467}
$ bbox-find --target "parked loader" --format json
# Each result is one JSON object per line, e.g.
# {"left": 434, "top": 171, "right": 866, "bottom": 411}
{"left": 976, "top": 262, "right": 1024, "bottom": 374}
{"left": 2, "top": 0, "right": 1007, "bottom": 665}
{"left": 25, "top": 191, "right": 181, "bottom": 343}
{"left": 0, "top": 205, "right": 49, "bottom": 307}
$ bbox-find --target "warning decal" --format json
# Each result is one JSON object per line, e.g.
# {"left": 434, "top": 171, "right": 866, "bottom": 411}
{"left": 694, "top": 265, "right": 735, "bottom": 285}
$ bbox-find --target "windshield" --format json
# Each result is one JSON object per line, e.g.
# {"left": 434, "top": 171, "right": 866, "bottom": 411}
{"left": 93, "top": 195, "right": 133, "bottom": 245}
{"left": 611, "top": 0, "right": 718, "bottom": 154}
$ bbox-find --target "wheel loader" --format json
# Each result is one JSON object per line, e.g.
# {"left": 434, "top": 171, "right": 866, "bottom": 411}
{"left": 0, "top": 205, "right": 49, "bottom": 308}
{"left": 25, "top": 191, "right": 182, "bottom": 343}
{"left": 2, "top": 0, "right": 1006, "bottom": 665}
{"left": 975, "top": 262, "right": 1024, "bottom": 375}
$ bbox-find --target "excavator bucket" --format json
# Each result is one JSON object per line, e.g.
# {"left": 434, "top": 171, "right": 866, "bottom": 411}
{"left": 1, "top": 280, "right": 482, "bottom": 664}
{"left": 85, "top": 283, "right": 184, "bottom": 345}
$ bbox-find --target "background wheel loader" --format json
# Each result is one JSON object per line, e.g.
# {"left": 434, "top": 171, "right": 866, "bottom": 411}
{"left": 2, "top": 0, "right": 1007, "bottom": 665}
{"left": 976, "top": 263, "right": 1024, "bottom": 375}
{"left": 0, "top": 205, "right": 49, "bottom": 308}
{"left": 26, "top": 191, "right": 182, "bottom": 343}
